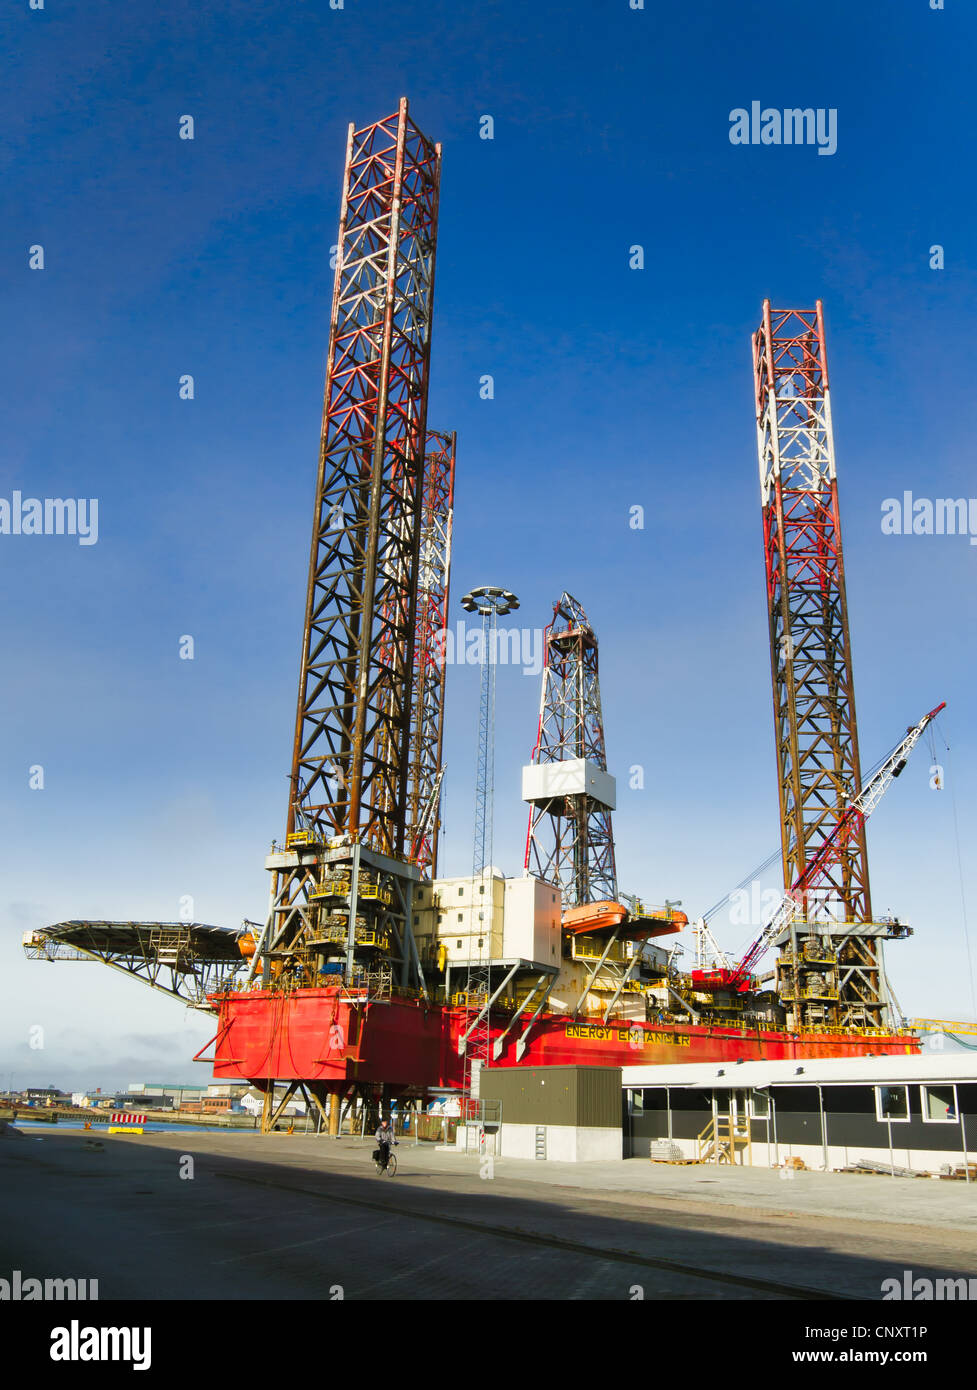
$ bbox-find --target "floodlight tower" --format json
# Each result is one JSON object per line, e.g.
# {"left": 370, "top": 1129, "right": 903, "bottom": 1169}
{"left": 462, "top": 586, "right": 520, "bottom": 880}
{"left": 459, "top": 584, "right": 519, "bottom": 1089}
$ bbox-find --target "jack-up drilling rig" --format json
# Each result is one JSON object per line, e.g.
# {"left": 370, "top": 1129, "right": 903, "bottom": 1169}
{"left": 23, "top": 139, "right": 932, "bottom": 1100}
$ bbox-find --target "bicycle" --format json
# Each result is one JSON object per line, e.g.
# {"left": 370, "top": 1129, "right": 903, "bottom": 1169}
{"left": 374, "top": 1146, "right": 397, "bottom": 1176}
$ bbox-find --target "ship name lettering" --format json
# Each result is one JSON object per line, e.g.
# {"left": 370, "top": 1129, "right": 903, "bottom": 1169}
{"left": 562, "top": 1025, "right": 692, "bottom": 1045}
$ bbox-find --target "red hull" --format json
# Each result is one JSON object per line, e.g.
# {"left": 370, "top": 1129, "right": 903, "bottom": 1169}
{"left": 208, "top": 987, "right": 920, "bottom": 1089}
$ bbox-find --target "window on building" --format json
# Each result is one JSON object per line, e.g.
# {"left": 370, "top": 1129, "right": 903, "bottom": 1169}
{"left": 670, "top": 1089, "right": 712, "bottom": 1113}
{"left": 921, "top": 1084, "right": 959, "bottom": 1123}
{"left": 749, "top": 1088, "right": 770, "bottom": 1118}
{"left": 875, "top": 1085, "right": 910, "bottom": 1122}
{"left": 821, "top": 1085, "right": 875, "bottom": 1115}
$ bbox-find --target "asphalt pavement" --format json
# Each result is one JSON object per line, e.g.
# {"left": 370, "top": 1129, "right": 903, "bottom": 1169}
{"left": 2, "top": 1128, "right": 975, "bottom": 1300}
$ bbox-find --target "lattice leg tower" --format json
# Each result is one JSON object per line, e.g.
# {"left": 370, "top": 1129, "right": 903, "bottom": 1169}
{"left": 266, "top": 101, "right": 441, "bottom": 987}
{"left": 753, "top": 301, "right": 887, "bottom": 1030}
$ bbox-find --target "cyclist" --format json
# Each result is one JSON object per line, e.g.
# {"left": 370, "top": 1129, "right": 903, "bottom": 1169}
{"left": 375, "top": 1118, "right": 398, "bottom": 1171}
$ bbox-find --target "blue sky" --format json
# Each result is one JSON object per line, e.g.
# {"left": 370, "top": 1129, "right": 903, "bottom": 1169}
{"left": 3, "top": 0, "right": 975, "bottom": 1088}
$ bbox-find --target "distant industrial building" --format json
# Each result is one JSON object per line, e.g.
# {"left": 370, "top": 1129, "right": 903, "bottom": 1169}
{"left": 22, "top": 1087, "right": 68, "bottom": 1106}
{"left": 127, "top": 1082, "right": 249, "bottom": 1109}
{"left": 111, "top": 1093, "right": 174, "bottom": 1111}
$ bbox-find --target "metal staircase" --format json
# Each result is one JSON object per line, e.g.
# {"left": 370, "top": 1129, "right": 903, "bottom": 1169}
{"left": 697, "top": 1114, "right": 752, "bottom": 1165}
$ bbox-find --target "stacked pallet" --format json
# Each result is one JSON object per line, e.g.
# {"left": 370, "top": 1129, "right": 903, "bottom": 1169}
{"left": 938, "top": 1163, "right": 977, "bottom": 1181}
{"left": 649, "top": 1140, "right": 696, "bottom": 1164}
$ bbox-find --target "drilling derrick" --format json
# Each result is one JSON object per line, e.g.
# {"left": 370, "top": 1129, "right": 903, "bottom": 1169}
{"left": 753, "top": 301, "right": 898, "bottom": 1031}
{"left": 523, "top": 594, "right": 618, "bottom": 905}
{"left": 260, "top": 100, "right": 441, "bottom": 1001}
{"left": 523, "top": 594, "right": 633, "bottom": 1019}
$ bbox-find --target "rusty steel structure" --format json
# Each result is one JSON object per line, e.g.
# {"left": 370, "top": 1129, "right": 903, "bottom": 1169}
{"left": 523, "top": 594, "right": 617, "bottom": 907}
{"left": 406, "top": 431, "right": 456, "bottom": 875}
{"left": 247, "top": 100, "right": 445, "bottom": 998}
{"left": 753, "top": 301, "right": 890, "bottom": 1029}
{"left": 288, "top": 98, "right": 441, "bottom": 856}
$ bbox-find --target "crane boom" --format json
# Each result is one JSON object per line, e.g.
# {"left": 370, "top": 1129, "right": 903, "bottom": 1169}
{"left": 693, "top": 701, "right": 945, "bottom": 992}
{"left": 410, "top": 764, "right": 446, "bottom": 867}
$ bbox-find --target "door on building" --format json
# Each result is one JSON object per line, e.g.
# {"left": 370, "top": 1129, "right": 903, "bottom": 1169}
{"left": 713, "top": 1088, "right": 748, "bottom": 1123}
{"left": 711, "top": 1088, "right": 752, "bottom": 1164}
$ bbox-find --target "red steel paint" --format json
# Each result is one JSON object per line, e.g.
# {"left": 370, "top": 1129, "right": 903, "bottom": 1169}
{"left": 209, "top": 987, "right": 919, "bottom": 1089}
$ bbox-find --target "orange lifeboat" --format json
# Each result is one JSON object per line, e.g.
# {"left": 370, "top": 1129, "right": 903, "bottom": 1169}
{"left": 562, "top": 901, "right": 628, "bottom": 934}
{"left": 562, "top": 900, "right": 688, "bottom": 941}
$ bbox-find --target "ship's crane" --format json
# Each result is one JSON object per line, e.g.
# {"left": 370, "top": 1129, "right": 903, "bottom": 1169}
{"left": 409, "top": 765, "right": 446, "bottom": 871}
{"left": 692, "top": 701, "right": 946, "bottom": 994}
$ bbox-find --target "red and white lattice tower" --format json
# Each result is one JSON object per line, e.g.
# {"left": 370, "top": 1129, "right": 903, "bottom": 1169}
{"left": 753, "top": 301, "right": 889, "bottom": 1028}
{"left": 523, "top": 594, "right": 617, "bottom": 908}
